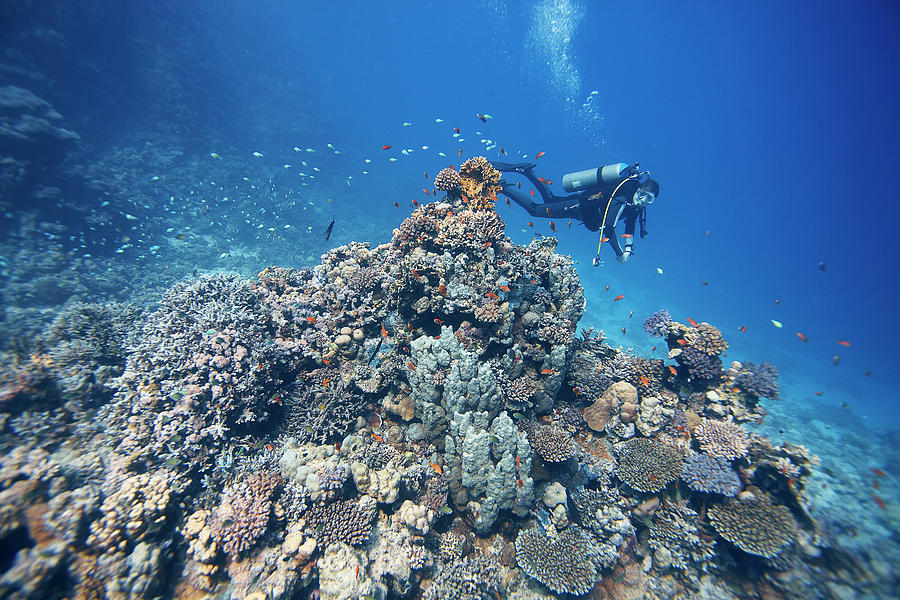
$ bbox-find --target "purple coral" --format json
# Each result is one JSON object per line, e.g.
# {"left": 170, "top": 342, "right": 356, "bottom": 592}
{"left": 643, "top": 310, "right": 672, "bottom": 338}
{"left": 680, "top": 345, "right": 724, "bottom": 381}
{"left": 681, "top": 453, "right": 742, "bottom": 496}
{"left": 734, "top": 361, "right": 779, "bottom": 399}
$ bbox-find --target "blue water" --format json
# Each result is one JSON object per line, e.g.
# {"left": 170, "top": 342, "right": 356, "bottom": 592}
{"left": 2, "top": 0, "right": 899, "bottom": 593}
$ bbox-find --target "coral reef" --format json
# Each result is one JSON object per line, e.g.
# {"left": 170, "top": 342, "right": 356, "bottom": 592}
{"left": 433, "top": 166, "right": 461, "bottom": 192}
{"left": 733, "top": 360, "right": 780, "bottom": 399}
{"left": 458, "top": 156, "right": 502, "bottom": 212}
{"left": 615, "top": 437, "right": 684, "bottom": 493}
{"left": 642, "top": 309, "right": 672, "bottom": 338}
{"left": 680, "top": 452, "right": 742, "bottom": 496}
{"left": 693, "top": 418, "right": 749, "bottom": 460}
{"left": 707, "top": 494, "right": 796, "bottom": 558}
{"left": 515, "top": 526, "right": 598, "bottom": 596}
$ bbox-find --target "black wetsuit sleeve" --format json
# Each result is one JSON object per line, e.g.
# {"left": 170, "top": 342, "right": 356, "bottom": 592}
{"left": 499, "top": 183, "right": 581, "bottom": 219}
{"left": 603, "top": 224, "right": 624, "bottom": 256}
{"left": 491, "top": 161, "right": 560, "bottom": 204}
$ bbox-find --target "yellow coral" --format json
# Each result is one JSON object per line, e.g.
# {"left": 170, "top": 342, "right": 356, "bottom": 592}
{"left": 458, "top": 156, "right": 501, "bottom": 212}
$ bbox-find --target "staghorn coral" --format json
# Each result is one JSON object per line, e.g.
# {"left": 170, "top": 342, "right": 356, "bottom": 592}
{"left": 642, "top": 310, "right": 672, "bottom": 338}
{"left": 680, "top": 452, "right": 742, "bottom": 496}
{"left": 707, "top": 494, "right": 796, "bottom": 558}
{"left": 515, "top": 526, "right": 597, "bottom": 596}
{"left": 693, "top": 418, "right": 749, "bottom": 460}
{"left": 684, "top": 322, "right": 729, "bottom": 356}
{"left": 458, "top": 156, "right": 502, "bottom": 212}
{"left": 733, "top": 361, "right": 779, "bottom": 399}
{"left": 529, "top": 424, "right": 577, "bottom": 463}
{"left": 304, "top": 496, "right": 377, "bottom": 548}
{"left": 433, "top": 166, "right": 462, "bottom": 192}
{"left": 282, "top": 380, "right": 366, "bottom": 445}
{"left": 615, "top": 437, "right": 684, "bottom": 493}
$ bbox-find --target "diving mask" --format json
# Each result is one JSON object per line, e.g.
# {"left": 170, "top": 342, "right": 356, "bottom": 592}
{"left": 633, "top": 187, "right": 656, "bottom": 207}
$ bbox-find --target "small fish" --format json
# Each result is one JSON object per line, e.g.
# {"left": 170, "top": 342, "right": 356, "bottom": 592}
{"left": 700, "top": 280, "right": 709, "bottom": 286}
{"left": 482, "top": 241, "right": 491, "bottom": 249}
{"left": 393, "top": 201, "right": 400, "bottom": 208}
{"left": 209, "top": 152, "right": 221, "bottom": 159}
{"left": 864, "top": 370, "right": 872, "bottom": 377}
{"left": 458, "top": 148, "right": 462, "bottom": 156}
{"left": 412, "top": 199, "right": 419, "bottom": 207}
{"left": 252, "top": 151, "right": 263, "bottom": 157}
{"left": 657, "top": 267, "right": 664, "bottom": 275}
{"left": 424, "top": 171, "right": 429, "bottom": 179}
{"left": 628, "top": 310, "right": 634, "bottom": 319}
{"left": 535, "top": 151, "right": 546, "bottom": 158}
{"left": 517, "top": 479, "right": 524, "bottom": 487}
{"left": 774, "top": 298, "right": 781, "bottom": 304}
{"left": 668, "top": 366, "right": 678, "bottom": 376}
{"left": 873, "top": 468, "right": 886, "bottom": 477}
{"left": 407, "top": 362, "right": 416, "bottom": 370}
{"left": 526, "top": 222, "right": 533, "bottom": 227}
{"left": 381, "top": 145, "right": 392, "bottom": 150}
{"left": 739, "top": 325, "right": 747, "bottom": 332}
{"left": 836, "top": 340, "right": 851, "bottom": 347}
{"left": 499, "top": 285, "right": 510, "bottom": 292}
{"left": 435, "top": 117, "right": 444, "bottom": 123}
{"left": 476, "top": 113, "right": 488, "bottom": 123}
{"left": 549, "top": 221, "right": 556, "bottom": 232}
{"left": 423, "top": 188, "right": 430, "bottom": 196}
{"left": 485, "top": 292, "right": 499, "bottom": 299}
{"left": 530, "top": 189, "right": 535, "bottom": 197}
{"left": 538, "top": 177, "right": 549, "bottom": 184}
{"left": 500, "top": 147, "right": 507, "bottom": 155}
{"left": 818, "top": 262, "right": 827, "bottom": 271}
{"left": 620, "top": 233, "right": 632, "bottom": 239}
{"left": 814, "top": 391, "right": 823, "bottom": 396}
{"left": 621, "top": 327, "right": 627, "bottom": 335}
{"left": 540, "top": 369, "right": 554, "bottom": 375}
{"left": 434, "top": 318, "right": 443, "bottom": 324}
{"left": 567, "top": 220, "right": 572, "bottom": 227}
{"left": 402, "top": 121, "right": 411, "bottom": 126}
{"left": 355, "top": 564, "right": 360, "bottom": 581}
{"left": 874, "top": 495, "right": 886, "bottom": 510}
{"left": 796, "top": 332, "right": 808, "bottom": 342}
{"left": 640, "top": 375, "right": 650, "bottom": 387}
{"left": 832, "top": 355, "right": 840, "bottom": 365}
{"left": 705, "top": 230, "right": 710, "bottom": 237}
{"left": 429, "top": 462, "right": 443, "bottom": 475}
{"left": 545, "top": 208, "right": 552, "bottom": 219}
{"left": 506, "top": 198, "right": 511, "bottom": 206}
{"left": 613, "top": 294, "right": 624, "bottom": 301}
{"left": 324, "top": 218, "right": 335, "bottom": 241}
{"left": 438, "top": 284, "right": 447, "bottom": 296}
{"left": 771, "top": 320, "right": 783, "bottom": 328}
{"left": 381, "top": 325, "right": 388, "bottom": 338}
{"left": 600, "top": 237, "right": 610, "bottom": 243}
{"left": 686, "top": 317, "right": 699, "bottom": 327}
{"left": 604, "top": 285, "right": 610, "bottom": 291}
{"left": 306, "top": 317, "right": 317, "bottom": 324}
{"left": 453, "top": 127, "right": 460, "bottom": 134}
{"left": 372, "top": 433, "right": 384, "bottom": 442}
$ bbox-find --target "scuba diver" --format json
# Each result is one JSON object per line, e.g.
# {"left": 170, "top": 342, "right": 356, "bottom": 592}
{"left": 491, "top": 161, "right": 659, "bottom": 265}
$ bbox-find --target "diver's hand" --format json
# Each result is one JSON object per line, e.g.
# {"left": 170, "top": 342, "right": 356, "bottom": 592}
{"left": 617, "top": 252, "right": 630, "bottom": 264}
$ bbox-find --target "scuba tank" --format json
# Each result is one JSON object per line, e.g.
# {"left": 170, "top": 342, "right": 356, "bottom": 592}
{"left": 561, "top": 163, "right": 630, "bottom": 193}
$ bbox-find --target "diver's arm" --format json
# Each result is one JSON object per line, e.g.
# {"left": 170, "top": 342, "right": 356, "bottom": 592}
{"left": 497, "top": 184, "right": 546, "bottom": 217}
{"left": 604, "top": 225, "right": 624, "bottom": 256}
{"left": 622, "top": 212, "right": 637, "bottom": 256}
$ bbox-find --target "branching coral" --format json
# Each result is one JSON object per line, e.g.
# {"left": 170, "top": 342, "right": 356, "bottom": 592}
{"left": 693, "top": 418, "right": 749, "bottom": 460}
{"left": 282, "top": 380, "right": 366, "bottom": 445}
{"left": 211, "top": 471, "right": 284, "bottom": 556}
{"left": 458, "top": 156, "right": 501, "bottom": 212}
{"left": 304, "top": 496, "right": 377, "bottom": 548}
{"left": 515, "top": 526, "right": 597, "bottom": 596}
{"left": 642, "top": 310, "right": 672, "bottom": 338}
{"left": 615, "top": 437, "right": 684, "bottom": 493}
{"left": 733, "top": 361, "right": 779, "bottom": 399}
{"left": 707, "top": 494, "right": 795, "bottom": 558}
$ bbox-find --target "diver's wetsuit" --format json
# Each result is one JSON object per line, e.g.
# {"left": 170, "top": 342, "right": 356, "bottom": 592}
{"left": 492, "top": 161, "right": 642, "bottom": 257}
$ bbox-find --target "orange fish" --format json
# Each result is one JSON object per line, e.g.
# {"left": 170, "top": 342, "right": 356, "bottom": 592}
{"left": 434, "top": 318, "right": 443, "bottom": 325}
{"left": 485, "top": 292, "right": 499, "bottom": 299}
{"left": 538, "top": 177, "right": 549, "bottom": 184}
{"left": 600, "top": 237, "right": 610, "bottom": 243}
{"left": 547, "top": 180, "right": 553, "bottom": 185}
{"left": 500, "top": 147, "right": 507, "bottom": 155}
{"left": 774, "top": 298, "right": 781, "bottom": 304}
{"left": 814, "top": 391, "right": 823, "bottom": 396}
{"left": 874, "top": 495, "right": 886, "bottom": 510}
{"left": 393, "top": 201, "right": 399, "bottom": 208}
{"left": 676, "top": 339, "right": 688, "bottom": 346}
{"left": 499, "top": 285, "right": 510, "bottom": 292}
{"left": 686, "top": 317, "right": 699, "bottom": 327}
{"left": 355, "top": 564, "right": 360, "bottom": 581}
{"left": 517, "top": 478, "right": 524, "bottom": 487}
{"left": 796, "top": 332, "right": 808, "bottom": 342}
{"left": 526, "top": 221, "right": 533, "bottom": 227}
{"left": 540, "top": 369, "right": 554, "bottom": 375}
{"left": 458, "top": 148, "right": 462, "bottom": 156}
{"left": 412, "top": 199, "right": 419, "bottom": 207}
{"left": 372, "top": 433, "right": 384, "bottom": 442}
{"left": 306, "top": 317, "right": 317, "bottom": 323}
{"left": 322, "top": 358, "right": 330, "bottom": 365}
{"left": 381, "top": 144, "right": 392, "bottom": 150}
{"left": 567, "top": 220, "right": 572, "bottom": 227}
{"left": 620, "top": 233, "right": 632, "bottom": 238}
{"left": 613, "top": 294, "right": 624, "bottom": 301}
{"left": 429, "top": 462, "right": 443, "bottom": 475}
{"left": 836, "top": 340, "right": 852, "bottom": 347}
{"left": 423, "top": 188, "right": 431, "bottom": 196}
{"left": 545, "top": 207, "right": 552, "bottom": 216}
{"left": 322, "top": 378, "right": 331, "bottom": 386}
{"left": 407, "top": 362, "right": 416, "bottom": 370}
{"left": 739, "top": 325, "right": 747, "bottom": 332}
{"left": 453, "top": 127, "right": 460, "bottom": 133}
{"left": 530, "top": 189, "right": 535, "bottom": 197}
{"left": 668, "top": 366, "right": 678, "bottom": 376}
{"left": 381, "top": 325, "right": 388, "bottom": 337}
{"left": 535, "top": 151, "right": 546, "bottom": 158}
{"left": 438, "top": 284, "right": 447, "bottom": 296}
{"left": 640, "top": 375, "right": 650, "bottom": 387}
{"left": 549, "top": 221, "right": 556, "bottom": 232}
{"left": 515, "top": 455, "right": 521, "bottom": 468}
{"left": 505, "top": 198, "right": 510, "bottom": 206}
{"left": 873, "top": 468, "right": 886, "bottom": 477}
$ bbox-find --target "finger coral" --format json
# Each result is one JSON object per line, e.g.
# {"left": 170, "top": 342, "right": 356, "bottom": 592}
{"left": 433, "top": 166, "right": 461, "bottom": 192}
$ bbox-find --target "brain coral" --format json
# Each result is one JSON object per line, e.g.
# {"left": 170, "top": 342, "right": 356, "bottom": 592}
{"left": 515, "top": 526, "right": 597, "bottom": 596}
{"left": 458, "top": 156, "right": 501, "bottom": 212}
{"left": 693, "top": 418, "right": 749, "bottom": 460}
{"left": 707, "top": 495, "right": 795, "bottom": 558}
{"left": 615, "top": 437, "right": 684, "bottom": 493}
